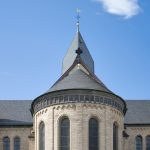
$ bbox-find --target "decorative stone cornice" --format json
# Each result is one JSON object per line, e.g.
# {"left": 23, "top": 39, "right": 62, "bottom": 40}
{"left": 131, "top": 127, "right": 150, "bottom": 131}
{"left": 32, "top": 89, "right": 126, "bottom": 115}
{"left": 36, "top": 109, "right": 48, "bottom": 117}
{"left": 82, "top": 103, "right": 106, "bottom": 110}
{"left": 54, "top": 104, "right": 76, "bottom": 110}
{"left": 110, "top": 107, "right": 123, "bottom": 117}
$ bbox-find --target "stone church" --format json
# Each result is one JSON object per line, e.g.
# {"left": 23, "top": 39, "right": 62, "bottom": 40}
{"left": 0, "top": 25, "right": 150, "bottom": 150}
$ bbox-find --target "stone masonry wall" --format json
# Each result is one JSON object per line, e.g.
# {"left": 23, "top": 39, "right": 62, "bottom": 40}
{"left": 34, "top": 103, "right": 124, "bottom": 150}
{"left": 0, "top": 127, "right": 33, "bottom": 150}
{"left": 123, "top": 126, "right": 150, "bottom": 150}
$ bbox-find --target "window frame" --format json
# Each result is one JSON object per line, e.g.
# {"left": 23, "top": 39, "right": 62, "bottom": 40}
{"left": 89, "top": 117, "right": 99, "bottom": 150}
{"left": 59, "top": 116, "right": 70, "bottom": 150}
{"left": 146, "top": 135, "right": 150, "bottom": 150}
{"left": 113, "top": 122, "right": 118, "bottom": 150}
{"left": 135, "top": 135, "right": 143, "bottom": 150}
{"left": 14, "top": 136, "right": 20, "bottom": 150}
{"left": 3, "top": 136, "right": 10, "bottom": 150}
{"left": 39, "top": 121, "right": 45, "bottom": 150}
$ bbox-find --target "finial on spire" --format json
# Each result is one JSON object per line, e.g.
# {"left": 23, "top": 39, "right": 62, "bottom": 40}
{"left": 76, "top": 8, "right": 81, "bottom": 32}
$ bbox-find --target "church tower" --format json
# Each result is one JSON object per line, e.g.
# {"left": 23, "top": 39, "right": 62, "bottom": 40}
{"left": 31, "top": 19, "right": 127, "bottom": 150}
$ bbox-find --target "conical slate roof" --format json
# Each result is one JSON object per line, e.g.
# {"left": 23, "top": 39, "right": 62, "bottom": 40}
{"left": 46, "top": 30, "right": 112, "bottom": 94}
{"left": 62, "top": 31, "right": 94, "bottom": 74}
{"left": 32, "top": 28, "right": 127, "bottom": 115}
{"left": 47, "top": 68, "right": 112, "bottom": 93}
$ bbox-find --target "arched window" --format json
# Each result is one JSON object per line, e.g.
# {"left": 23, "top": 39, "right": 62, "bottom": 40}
{"left": 146, "top": 136, "right": 150, "bottom": 150}
{"left": 3, "top": 137, "right": 10, "bottom": 150}
{"left": 136, "top": 135, "right": 142, "bottom": 150}
{"left": 60, "top": 117, "right": 70, "bottom": 150}
{"left": 113, "top": 122, "right": 118, "bottom": 150}
{"left": 14, "top": 137, "right": 20, "bottom": 150}
{"left": 39, "top": 121, "right": 45, "bottom": 150}
{"left": 89, "top": 118, "right": 99, "bottom": 150}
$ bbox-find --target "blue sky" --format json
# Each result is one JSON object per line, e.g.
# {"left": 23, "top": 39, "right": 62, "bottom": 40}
{"left": 0, "top": 0, "right": 150, "bottom": 100}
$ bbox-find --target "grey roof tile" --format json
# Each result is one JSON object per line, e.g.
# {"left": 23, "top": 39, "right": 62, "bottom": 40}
{"left": 47, "top": 69, "right": 111, "bottom": 93}
{"left": 0, "top": 100, "right": 32, "bottom": 126}
{"left": 125, "top": 100, "right": 150, "bottom": 124}
{"left": 1, "top": 100, "right": 150, "bottom": 126}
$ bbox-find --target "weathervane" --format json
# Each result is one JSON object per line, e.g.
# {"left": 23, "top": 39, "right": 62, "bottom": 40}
{"left": 76, "top": 8, "right": 81, "bottom": 32}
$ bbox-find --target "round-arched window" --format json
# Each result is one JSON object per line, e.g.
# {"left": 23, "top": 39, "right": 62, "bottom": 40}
{"left": 14, "top": 137, "right": 20, "bottom": 150}
{"left": 146, "top": 135, "right": 150, "bottom": 150}
{"left": 89, "top": 118, "right": 99, "bottom": 150}
{"left": 136, "top": 135, "right": 142, "bottom": 150}
{"left": 39, "top": 121, "right": 45, "bottom": 150}
{"left": 3, "top": 137, "right": 10, "bottom": 150}
{"left": 113, "top": 122, "right": 118, "bottom": 150}
{"left": 60, "top": 117, "right": 70, "bottom": 150}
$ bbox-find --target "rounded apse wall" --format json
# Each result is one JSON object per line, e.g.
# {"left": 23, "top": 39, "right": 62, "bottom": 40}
{"left": 32, "top": 89, "right": 126, "bottom": 150}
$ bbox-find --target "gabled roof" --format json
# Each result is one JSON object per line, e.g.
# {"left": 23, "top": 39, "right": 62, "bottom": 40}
{"left": 0, "top": 100, "right": 32, "bottom": 126}
{"left": 125, "top": 100, "right": 150, "bottom": 124}
{"left": 62, "top": 31, "right": 94, "bottom": 74}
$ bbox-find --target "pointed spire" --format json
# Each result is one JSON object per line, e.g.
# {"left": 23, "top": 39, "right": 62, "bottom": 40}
{"left": 76, "top": 8, "right": 80, "bottom": 32}
{"left": 62, "top": 11, "right": 94, "bottom": 74}
{"left": 62, "top": 32, "right": 94, "bottom": 75}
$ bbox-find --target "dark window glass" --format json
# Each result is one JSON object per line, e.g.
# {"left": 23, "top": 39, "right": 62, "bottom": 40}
{"left": 60, "top": 117, "right": 70, "bottom": 150}
{"left": 64, "top": 95, "right": 69, "bottom": 102}
{"left": 146, "top": 136, "right": 150, "bottom": 150}
{"left": 39, "top": 122, "right": 45, "bottom": 150}
{"left": 14, "top": 137, "right": 20, "bottom": 150}
{"left": 99, "top": 97, "right": 103, "bottom": 103}
{"left": 113, "top": 122, "right": 118, "bottom": 150}
{"left": 90, "top": 96, "right": 94, "bottom": 102}
{"left": 74, "top": 95, "right": 79, "bottom": 101}
{"left": 80, "top": 95, "right": 84, "bottom": 102}
{"left": 104, "top": 98, "right": 107, "bottom": 104}
{"left": 85, "top": 95, "right": 89, "bottom": 101}
{"left": 89, "top": 118, "right": 99, "bottom": 150}
{"left": 136, "top": 136, "right": 142, "bottom": 150}
{"left": 69, "top": 95, "right": 73, "bottom": 101}
{"left": 108, "top": 99, "right": 111, "bottom": 104}
{"left": 59, "top": 96, "right": 63, "bottom": 102}
{"left": 95, "top": 96, "right": 99, "bottom": 103}
{"left": 3, "top": 137, "right": 10, "bottom": 150}
{"left": 112, "top": 100, "right": 115, "bottom": 106}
